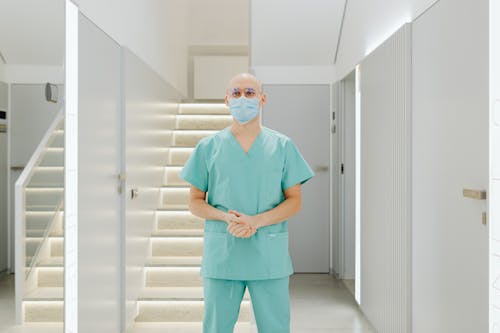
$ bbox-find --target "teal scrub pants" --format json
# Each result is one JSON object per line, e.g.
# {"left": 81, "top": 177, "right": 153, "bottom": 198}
{"left": 203, "top": 276, "right": 290, "bottom": 333}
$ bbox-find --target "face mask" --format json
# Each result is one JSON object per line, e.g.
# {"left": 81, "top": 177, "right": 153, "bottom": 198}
{"left": 229, "top": 96, "right": 260, "bottom": 124}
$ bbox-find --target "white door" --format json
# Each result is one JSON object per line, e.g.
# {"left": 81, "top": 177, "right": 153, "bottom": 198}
{"left": 490, "top": 0, "right": 500, "bottom": 330}
{"left": 261, "top": 84, "right": 330, "bottom": 273}
{"left": 73, "top": 11, "right": 122, "bottom": 333}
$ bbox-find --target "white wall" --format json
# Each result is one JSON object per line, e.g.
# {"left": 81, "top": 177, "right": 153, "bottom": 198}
{"left": 188, "top": 0, "right": 248, "bottom": 46}
{"left": 412, "top": 0, "right": 489, "bottom": 331}
{"left": 359, "top": 24, "right": 412, "bottom": 332}
{"left": 75, "top": 0, "right": 189, "bottom": 97}
{"left": 0, "top": 61, "right": 5, "bottom": 81}
{"left": 3, "top": 65, "right": 63, "bottom": 84}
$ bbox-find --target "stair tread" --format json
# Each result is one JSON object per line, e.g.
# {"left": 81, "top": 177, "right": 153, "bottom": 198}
{"left": 26, "top": 229, "right": 64, "bottom": 237}
{"left": 127, "top": 322, "right": 251, "bottom": 333}
{"left": 24, "top": 287, "right": 63, "bottom": 301}
{"left": 153, "top": 229, "right": 203, "bottom": 236}
{"left": 36, "top": 257, "right": 64, "bottom": 267}
{"left": 138, "top": 286, "right": 250, "bottom": 301}
{"left": 146, "top": 256, "right": 202, "bottom": 266}
{"left": 151, "top": 232, "right": 203, "bottom": 238}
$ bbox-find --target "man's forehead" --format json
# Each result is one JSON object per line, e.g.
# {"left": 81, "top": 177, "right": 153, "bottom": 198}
{"left": 227, "top": 74, "right": 262, "bottom": 91}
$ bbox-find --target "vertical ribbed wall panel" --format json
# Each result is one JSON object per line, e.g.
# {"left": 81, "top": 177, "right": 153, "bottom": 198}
{"left": 359, "top": 23, "right": 412, "bottom": 333}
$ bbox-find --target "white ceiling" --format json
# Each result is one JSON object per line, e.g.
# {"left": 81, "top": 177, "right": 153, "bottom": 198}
{"left": 250, "top": 0, "right": 438, "bottom": 80}
{"left": 250, "top": 0, "right": 345, "bottom": 66}
{"left": 0, "top": 0, "right": 64, "bottom": 65}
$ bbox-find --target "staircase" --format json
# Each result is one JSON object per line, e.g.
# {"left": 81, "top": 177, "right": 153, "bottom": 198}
{"left": 18, "top": 112, "right": 65, "bottom": 323}
{"left": 131, "top": 103, "right": 253, "bottom": 332}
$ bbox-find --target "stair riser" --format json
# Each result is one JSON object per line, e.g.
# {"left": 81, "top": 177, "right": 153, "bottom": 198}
{"left": 152, "top": 238, "right": 203, "bottom": 257}
{"left": 26, "top": 212, "right": 63, "bottom": 231}
{"left": 24, "top": 301, "right": 63, "bottom": 322}
{"left": 49, "top": 132, "right": 64, "bottom": 148}
{"left": 164, "top": 167, "right": 188, "bottom": 186}
{"left": 25, "top": 189, "right": 64, "bottom": 207}
{"left": 178, "top": 104, "right": 230, "bottom": 115}
{"left": 146, "top": 268, "right": 203, "bottom": 287}
{"left": 173, "top": 131, "right": 216, "bottom": 147}
{"left": 176, "top": 115, "right": 232, "bottom": 130}
{"left": 167, "top": 149, "right": 192, "bottom": 166}
{"left": 136, "top": 301, "right": 251, "bottom": 322}
{"left": 156, "top": 211, "right": 204, "bottom": 231}
{"left": 29, "top": 169, "right": 64, "bottom": 187}
{"left": 160, "top": 188, "right": 189, "bottom": 210}
{"left": 38, "top": 268, "right": 63, "bottom": 288}
{"left": 39, "top": 149, "right": 64, "bottom": 166}
{"left": 25, "top": 238, "right": 62, "bottom": 259}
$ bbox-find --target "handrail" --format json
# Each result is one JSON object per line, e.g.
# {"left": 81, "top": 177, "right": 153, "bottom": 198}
{"left": 15, "top": 107, "right": 64, "bottom": 324}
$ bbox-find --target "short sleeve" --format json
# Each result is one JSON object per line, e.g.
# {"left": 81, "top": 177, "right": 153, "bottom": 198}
{"left": 179, "top": 140, "right": 208, "bottom": 192}
{"left": 282, "top": 138, "right": 315, "bottom": 191}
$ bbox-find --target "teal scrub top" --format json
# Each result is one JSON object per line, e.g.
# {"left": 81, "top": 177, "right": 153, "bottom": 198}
{"left": 179, "top": 126, "right": 315, "bottom": 280}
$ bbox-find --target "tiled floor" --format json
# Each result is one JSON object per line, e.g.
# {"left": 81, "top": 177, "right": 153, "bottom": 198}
{"left": 0, "top": 273, "right": 376, "bottom": 333}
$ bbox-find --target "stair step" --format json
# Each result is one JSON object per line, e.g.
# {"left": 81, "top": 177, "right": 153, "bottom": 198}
{"left": 25, "top": 188, "right": 64, "bottom": 207}
{"left": 36, "top": 257, "right": 64, "bottom": 267}
{"left": 146, "top": 256, "right": 202, "bottom": 266}
{"left": 37, "top": 267, "right": 63, "bottom": 287}
{"left": 24, "top": 300, "right": 63, "bottom": 322}
{"left": 165, "top": 147, "right": 194, "bottom": 166}
{"left": 163, "top": 166, "right": 189, "bottom": 186}
{"left": 26, "top": 211, "right": 64, "bottom": 231}
{"left": 160, "top": 187, "right": 189, "bottom": 210}
{"left": 127, "top": 322, "right": 252, "bottom": 333}
{"left": 48, "top": 130, "right": 64, "bottom": 148}
{"left": 26, "top": 228, "right": 64, "bottom": 238}
{"left": 173, "top": 130, "right": 218, "bottom": 147}
{"left": 29, "top": 167, "right": 64, "bottom": 187}
{"left": 136, "top": 299, "right": 251, "bottom": 322}
{"left": 151, "top": 236, "right": 203, "bottom": 257}
{"left": 178, "top": 103, "right": 230, "bottom": 115}
{"left": 25, "top": 236, "right": 63, "bottom": 259}
{"left": 175, "top": 115, "right": 232, "bottom": 130}
{"left": 156, "top": 210, "right": 204, "bottom": 231}
{"left": 40, "top": 147, "right": 64, "bottom": 166}
{"left": 153, "top": 229, "right": 203, "bottom": 237}
{"left": 145, "top": 267, "right": 202, "bottom": 287}
{"left": 139, "top": 286, "right": 250, "bottom": 300}
{"left": 24, "top": 287, "right": 63, "bottom": 301}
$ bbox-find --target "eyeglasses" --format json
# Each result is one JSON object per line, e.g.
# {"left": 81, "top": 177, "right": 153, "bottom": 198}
{"left": 228, "top": 87, "right": 260, "bottom": 99}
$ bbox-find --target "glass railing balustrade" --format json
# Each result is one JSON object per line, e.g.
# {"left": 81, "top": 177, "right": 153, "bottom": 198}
{"left": 15, "top": 111, "right": 65, "bottom": 282}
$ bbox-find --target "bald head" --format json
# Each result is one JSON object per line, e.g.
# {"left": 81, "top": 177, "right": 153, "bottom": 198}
{"left": 226, "top": 72, "right": 263, "bottom": 94}
{"left": 224, "top": 72, "right": 267, "bottom": 109}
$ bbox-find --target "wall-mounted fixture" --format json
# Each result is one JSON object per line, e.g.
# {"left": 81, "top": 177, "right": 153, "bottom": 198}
{"left": 45, "top": 83, "right": 58, "bottom": 103}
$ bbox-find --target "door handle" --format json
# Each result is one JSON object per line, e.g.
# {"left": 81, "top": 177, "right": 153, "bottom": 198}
{"left": 131, "top": 188, "right": 139, "bottom": 199}
{"left": 462, "top": 188, "right": 487, "bottom": 200}
{"left": 314, "top": 165, "right": 329, "bottom": 172}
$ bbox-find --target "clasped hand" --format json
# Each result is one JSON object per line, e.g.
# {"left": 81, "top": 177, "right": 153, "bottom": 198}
{"left": 225, "top": 209, "right": 261, "bottom": 238}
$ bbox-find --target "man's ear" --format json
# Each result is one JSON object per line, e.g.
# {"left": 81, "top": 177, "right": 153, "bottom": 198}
{"left": 261, "top": 93, "right": 267, "bottom": 105}
{"left": 224, "top": 95, "right": 229, "bottom": 106}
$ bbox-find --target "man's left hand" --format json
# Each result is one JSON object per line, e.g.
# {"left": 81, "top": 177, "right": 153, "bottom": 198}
{"left": 228, "top": 209, "right": 262, "bottom": 229}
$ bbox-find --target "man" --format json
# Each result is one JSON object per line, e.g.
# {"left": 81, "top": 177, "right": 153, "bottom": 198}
{"left": 179, "top": 72, "right": 314, "bottom": 333}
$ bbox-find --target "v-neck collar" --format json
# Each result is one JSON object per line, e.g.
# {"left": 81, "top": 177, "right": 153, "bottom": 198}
{"left": 226, "top": 126, "right": 265, "bottom": 156}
